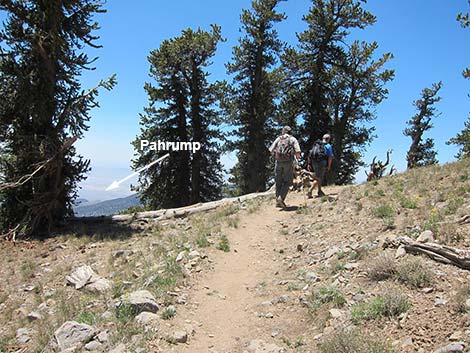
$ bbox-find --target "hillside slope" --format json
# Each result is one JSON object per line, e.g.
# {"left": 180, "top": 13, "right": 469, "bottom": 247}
{"left": 1, "top": 160, "right": 469, "bottom": 353}
{"left": 73, "top": 194, "right": 141, "bottom": 217}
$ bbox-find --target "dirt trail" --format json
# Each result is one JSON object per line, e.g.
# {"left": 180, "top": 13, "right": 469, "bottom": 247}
{"left": 168, "top": 191, "right": 314, "bottom": 353}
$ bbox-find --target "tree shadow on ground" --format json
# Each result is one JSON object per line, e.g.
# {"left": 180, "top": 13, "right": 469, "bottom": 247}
{"left": 57, "top": 218, "right": 139, "bottom": 241}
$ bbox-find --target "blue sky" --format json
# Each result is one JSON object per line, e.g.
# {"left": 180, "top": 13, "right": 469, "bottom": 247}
{"left": 3, "top": 1, "right": 470, "bottom": 201}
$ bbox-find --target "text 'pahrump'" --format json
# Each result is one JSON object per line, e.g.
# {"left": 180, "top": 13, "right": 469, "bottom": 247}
{"left": 139, "top": 140, "right": 201, "bottom": 153}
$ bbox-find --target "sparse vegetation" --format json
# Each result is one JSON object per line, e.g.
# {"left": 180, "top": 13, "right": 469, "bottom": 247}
{"left": 196, "top": 232, "right": 211, "bottom": 248}
{"left": 396, "top": 257, "right": 433, "bottom": 288}
{"left": 367, "top": 253, "right": 397, "bottom": 281}
{"left": 161, "top": 306, "right": 177, "bottom": 320}
{"left": 217, "top": 234, "right": 230, "bottom": 252}
{"left": 319, "top": 328, "right": 395, "bottom": 353}
{"left": 351, "top": 291, "right": 411, "bottom": 323}
{"left": 308, "top": 286, "right": 346, "bottom": 311}
{"left": 374, "top": 205, "right": 395, "bottom": 219}
{"left": 454, "top": 284, "right": 470, "bottom": 313}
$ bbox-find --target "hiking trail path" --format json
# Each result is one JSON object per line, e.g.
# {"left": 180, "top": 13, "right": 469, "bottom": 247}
{"left": 163, "top": 187, "right": 342, "bottom": 353}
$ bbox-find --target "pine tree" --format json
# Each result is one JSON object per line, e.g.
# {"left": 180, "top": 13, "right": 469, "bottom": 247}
{"left": 132, "top": 26, "right": 223, "bottom": 209}
{"left": 447, "top": 3, "right": 470, "bottom": 158}
{"left": 447, "top": 117, "right": 470, "bottom": 159}
{"left": 404, "top": 82, "right": 442, "bottom": 169}
{"left": 282, "top": 0, "right": 393, "bottom": 184}
{"left": 328, "top": 41, "right": 394, "bottom": 184}
{"left": 0, "top": 0, "right": 115, "bottom": 238}
{"left": 225, "top": 0, "right": 286, "bottom": 194}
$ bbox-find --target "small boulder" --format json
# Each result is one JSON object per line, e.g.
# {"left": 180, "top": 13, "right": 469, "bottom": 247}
{"left": 305, "top": 272, "right": 319, "bottom": 282}
{"left": 112, "top": 250, "right": 135, "bottom": 258}
{"left": 123, "top": 290, "right": 159, "bottom": 313}
{"left": 329, "top": 308, "right": 343, "bottom": 319}
{"left": 449, "top": 331, "right": 463, "bottom": 342}
{"left": 434, "top": 342, "right": 465, "bottom": 353}
{"left": 417, "top": 230, "right": 434, "bottom": 243}
{"left": 16, "top": 328, "right": 34, "bottom": 344}
{"left": 135, "top": 312, "right": 160, "bottom": 326}
{"left": 84, "top": 340, "right": 102, "bottom": 351}
{"left": 97, "top": 330, "right": 109, "bottom": 343}
{"left": 172, "top": 331, "right": 188, "bottom": 343}
{"left": 54, "top": 321, "right": 96, "bottom": 351}
{"left": 188, "top": 250, "right": 201, "bottom": 259}
{"left": 27, "top": 311, "right": 43, "bottom": 321}
{"left": 324, "top": 247, "right": 340, "bottom": 259}
{"left": 176, "top": 251, "right": 186, "bottom": 262}
{"left": 66, "top": 265, "right": 96, "bottom": 289}
{"left": 395, "top": 245, "right": 407, "bottom": 258}
{"left": 86, "top": 278, "right": 112, "bottom": 293}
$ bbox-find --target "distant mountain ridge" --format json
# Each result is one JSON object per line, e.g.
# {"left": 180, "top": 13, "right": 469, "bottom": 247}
{"left": 73, "top": 194, "right": 141, "bottom": 217}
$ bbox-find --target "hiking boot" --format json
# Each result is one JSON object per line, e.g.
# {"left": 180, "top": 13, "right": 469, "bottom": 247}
{"left": 317, "top": 190, "right": 326, "bottom": 197}
{"left": 278, "top": 197, "right": 287, "bottom": 209}
{"left": 307, "top": 192, "right": 313, "bottom": 199}
{"left": 276, "top": 196, "right": 283, "bottom": 208}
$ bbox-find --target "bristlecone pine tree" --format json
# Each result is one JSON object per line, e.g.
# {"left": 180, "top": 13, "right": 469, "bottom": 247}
{"left": 0, "top": 0, "right": 115, "bottom": 238}
{"left": 132, "top": 26, "right": 224, "bottom": 209}
{"left": 447, "top": 3, "right": 470, "bottom": 159}
{"left": 224, "top": 0, "right": 286, "bottom": 194}
{"left": 404, "top": 82, "right": 442, "bottom": 169}
{"left": 282, "top": 0, "right": 394, "bottom": 184}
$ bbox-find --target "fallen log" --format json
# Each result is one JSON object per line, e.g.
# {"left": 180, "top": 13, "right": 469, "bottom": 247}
{"left": 71, "top": 190, "right": 275, "bottom": 224}
{"left": 386, "top": 236, "right": 470, "bottom": 270}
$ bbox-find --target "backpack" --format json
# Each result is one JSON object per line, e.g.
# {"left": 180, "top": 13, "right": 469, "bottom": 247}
{"left": 309, "top": 140, "right": 327, "bottom": 162}
{"left": 275, "top": 135, "right": 295, "bottom": 161}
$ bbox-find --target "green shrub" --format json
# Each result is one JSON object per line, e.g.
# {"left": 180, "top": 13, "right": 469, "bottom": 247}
{"left": 161, "top": 306, "right": 176, "bottom": 320}
{"left": 217, "top": 234, "right": 230, "bottom": 252}
{"left": 308, "top": 286, "right": 346, "bottom": 311}
{"left": 444, "top": 197, "right": 464, "bottom": 215}
{"left": 400, "top": 196, "right": 418, "bottom": 209}
{"left": 116, "top": 303, "right": 138, "bottom": 323}
{"left": 397, "top": 257, "right": 432, "bottom": 288}
{"left": 319, "top": 328, "right": 395, "bottom": 353}
{"left": 196, "top": 233, "right": 210, "bottom": 248}
{"left": 351, "top": 291, "right": 410, "bottom": 323}
{"left": 374, "top": 205, "right": 394, "bottom": 219}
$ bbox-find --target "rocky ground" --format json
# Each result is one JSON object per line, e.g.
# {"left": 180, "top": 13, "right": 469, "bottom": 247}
{"left": 1, "top": 160, "right": 470, "bottom": 353}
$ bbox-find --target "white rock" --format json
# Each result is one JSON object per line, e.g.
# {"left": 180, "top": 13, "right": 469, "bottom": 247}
{"left": 123, "top": 290, "right": 159, "bottom": 313}
{"left": 86, "top": 278, "right": 112, "bottom": 293}
{"left": 97, "top": 330, "right": 109, "bottom": 343}
{"left": 176, "top": 251, "right": 186, "bottom": 262}
{"left": 395, "top": 245, "right": 407, "bottom": 258}
{"left": 417, "top": 230, "right": 434, "bottom": 243}
{"left": 135, "top": 312, "right": 160, "bottom": 326}
{"left": 16, "top": 328, "right": 34, "bottom": 344}
{"left": 85, "top": 340, "right": 102, "bottom": 351}
{"left": 66, "top": 265, "right": 96, "bottom": 289}
{"left": 449, "top": 331, "right": 463, "bottom": 341}
{"left": 188, "top": 250, "right": 201, "bottom": 259}
{"left": 27, "top": 311, "right": 43, "bottom": 321}
{"left": 329, "top": 308, "right": 343, "bottom": 319}
{"left": 172, "top": 331, "right": 188, "bottom": 343}
{"left": 434, "top": 342, "right": 465, "bottom": 353}
{"left": 324, "top": 247, "right": 340, "bottom": 259}
{"left": 305, "top": 272, "right": 319, "bottom": 282}
{"left": 54, "top": 321, "right": 96, "bottom": 351}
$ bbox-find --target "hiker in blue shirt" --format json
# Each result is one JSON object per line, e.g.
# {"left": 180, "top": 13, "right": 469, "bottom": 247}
{"left": 307, "top": 134, "right": 334, "bottom": 198}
